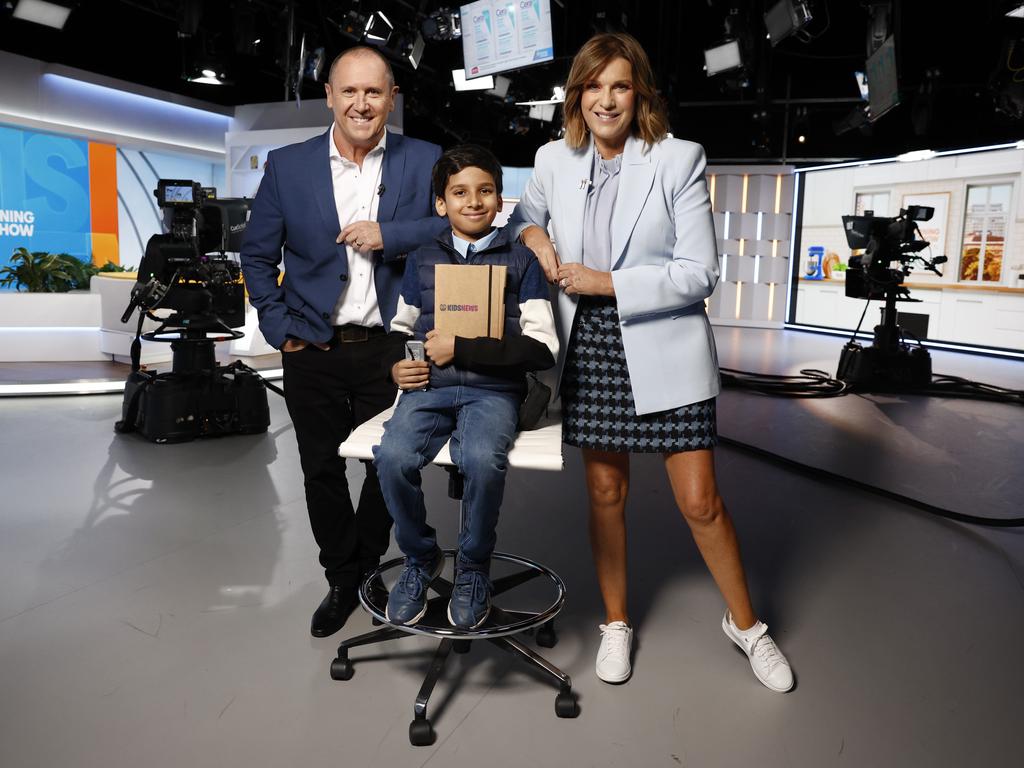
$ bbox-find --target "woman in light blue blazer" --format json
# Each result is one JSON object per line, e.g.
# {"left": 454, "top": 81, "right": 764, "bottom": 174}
{"left": 509, "top": 33, "right": 793, "bottom": 692}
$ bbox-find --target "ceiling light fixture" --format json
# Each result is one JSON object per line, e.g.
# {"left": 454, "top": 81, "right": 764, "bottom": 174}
{"left": 365, "top": 10, "right": 394, "bottom": 44}
{"left": 764, "top": 0, "right": 813, "bottom": 46}
{"left": 703, "top": 39, "right": 743, "bottom": 77}
{"left": 11, "top": 0, "right": 73, "bottom": 29}
{"left": 187, "top": 68, "right": 228, "bottom": 85}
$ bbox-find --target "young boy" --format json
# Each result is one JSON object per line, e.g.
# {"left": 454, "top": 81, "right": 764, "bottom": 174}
{"left": 373, "top": 144, "right": 558, "bottom": 630}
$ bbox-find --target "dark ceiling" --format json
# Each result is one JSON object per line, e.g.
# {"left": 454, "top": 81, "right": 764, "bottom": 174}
{"left": 3, "top": 1, "right": 1024, "bottom": 166}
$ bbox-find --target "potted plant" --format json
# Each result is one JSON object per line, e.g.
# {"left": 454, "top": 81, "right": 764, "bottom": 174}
{"left": 0, "top": 247, "right": 129, "bottom": 292}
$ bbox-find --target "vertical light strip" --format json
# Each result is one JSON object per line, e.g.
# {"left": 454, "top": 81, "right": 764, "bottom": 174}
{"left": 756, "top": 211, "right": 763, "bottom": 241}
{"left": 772, "top": 240, "right": 778, "bottom": 258}
{"left": 774, "top": 174, "right": 783, "bottom": 214}
{"left": 768, "top": 282, "right": 776, "bottom": 319}
{"left": 735, "top": 281, "right": 743, "bottom": 319}
{"left": 741, "top": 174, "right": 749, "bottom": 213}
{"left": 723, "top": 210, "right": 731, "bottom": 240}
{"left": 783, "top": 172, "right": 801, "bottom": 324}
{"left": 754, "top": 254, "right": 760, "bottom": 284}
{"left": 738, "top": 238, "right": 745, "bottom": 256}
{"left": 709, "top": 174, "right": 717, "bottom": 212}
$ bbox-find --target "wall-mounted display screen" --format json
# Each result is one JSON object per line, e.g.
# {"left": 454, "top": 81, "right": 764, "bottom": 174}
{"left": 460, "top": 0, "right": 553, "bottom": 80}
{"left": 791, "top": 146, "right": 1024, "bottom": 353}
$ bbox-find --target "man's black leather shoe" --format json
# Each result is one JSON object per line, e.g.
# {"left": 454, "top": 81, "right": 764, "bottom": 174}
{"left": 310, "top": 586, "right": 358, "bottom": 638}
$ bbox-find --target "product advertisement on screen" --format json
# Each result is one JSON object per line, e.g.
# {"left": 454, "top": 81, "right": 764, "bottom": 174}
{"left": 460, "top": 0, "right": 554, "bottom": 79}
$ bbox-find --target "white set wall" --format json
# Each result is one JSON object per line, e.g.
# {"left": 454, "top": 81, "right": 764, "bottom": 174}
{"left": 0, "top": 51, "right": 231, "bottom": 159}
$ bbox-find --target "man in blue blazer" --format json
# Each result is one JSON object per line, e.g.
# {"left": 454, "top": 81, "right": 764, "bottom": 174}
{"left": 241, "top": 47, "right": 448, "bottom": 637}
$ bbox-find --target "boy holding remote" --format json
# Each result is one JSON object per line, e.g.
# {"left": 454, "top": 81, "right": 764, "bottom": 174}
{"left": 374, "top": 144, "right": 557, "bottom": 629}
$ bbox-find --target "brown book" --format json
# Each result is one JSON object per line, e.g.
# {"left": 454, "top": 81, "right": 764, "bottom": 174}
{"left": 434, "top": 263, "right": 506, "bottom": 339}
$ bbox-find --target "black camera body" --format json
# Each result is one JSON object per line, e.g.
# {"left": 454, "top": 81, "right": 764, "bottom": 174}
{"left": 835, "top": 205, "right": 946, "bottom": 391}
{"left": 841, "top": 204, "right": 935, "bottom": 301}
{"left": 116, "top": 180, "right": 270, "bottom": 443}
{"left": 122, "top": 180, "right": 250, "bottom": 329}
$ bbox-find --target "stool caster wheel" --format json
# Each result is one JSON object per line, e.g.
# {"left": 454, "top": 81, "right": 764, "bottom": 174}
{"left": 453, "top": 640, "right": 471, "bottom": 654}
{"left": 536, "top": 626, "right": 557, "bottom": 648}
{"left": 329, "top": 657, "right": 353, "bottom": 681}
{"left": 555, "top": 691, "right": 579, "bottom": 718}
{"left": 409, "top": 717, "right": 435, "bottom": 746}
{"left": 371, "top": 617, "right": 383, "bottom": 626}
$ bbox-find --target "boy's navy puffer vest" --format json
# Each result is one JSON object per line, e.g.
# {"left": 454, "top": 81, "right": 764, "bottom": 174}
{"left": 401, "top": 228, "right": 546, "bottom": 393}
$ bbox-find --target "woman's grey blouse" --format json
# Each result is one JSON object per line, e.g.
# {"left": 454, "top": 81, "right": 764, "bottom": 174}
{"left": 581, "top": 150, "right": 622, "bottom": 273}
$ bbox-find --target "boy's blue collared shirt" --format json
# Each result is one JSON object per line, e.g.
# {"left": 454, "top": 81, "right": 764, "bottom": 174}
{"left": 451, "top": 227, "right": 499, "bottom": 259}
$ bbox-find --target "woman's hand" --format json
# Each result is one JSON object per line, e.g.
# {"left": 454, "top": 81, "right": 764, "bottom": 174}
{"left": 521, "top": 225, "right": 561, "bottom": 283}
{"left": 391, "top": 359, "right": 430, "bottom": 390}
{"left": 424, "top": 329, "right": 456, "bottom": 366}
{"left": 557, "top": 263, "right": 615, "bottom": 297}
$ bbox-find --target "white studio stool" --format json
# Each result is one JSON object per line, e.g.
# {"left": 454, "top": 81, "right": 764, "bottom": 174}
{"left": 333, "top": 396, "right": 576, "bottom": 746}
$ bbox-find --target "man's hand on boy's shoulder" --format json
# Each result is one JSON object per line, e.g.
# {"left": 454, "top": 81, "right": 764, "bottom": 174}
{"left": 392, "top": 359, "right": 430, "bottom": 390}
{"left": 425, "top": 329, "right": 456, "bottom": 367}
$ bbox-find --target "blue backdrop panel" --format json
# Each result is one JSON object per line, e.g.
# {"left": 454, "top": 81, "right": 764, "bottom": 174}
{"left": 0, "top": 124, "right": 92, "bottom": 261}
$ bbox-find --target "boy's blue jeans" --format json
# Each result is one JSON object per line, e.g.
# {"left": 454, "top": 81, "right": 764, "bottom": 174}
{"left": 372, "top": 385, "right": 520, "bottom": 569}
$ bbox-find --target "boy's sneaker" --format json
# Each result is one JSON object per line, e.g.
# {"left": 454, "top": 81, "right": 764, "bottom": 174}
{"left": 386, "top": 550, "right": 444, "bottom": 626}
{"left": 721, "top": 611, "right": 794, "bottom": 693}
{"left": 447, "top": 568, "right": 492, "bottom": 629}
{"left": 595, "top": 621, "right": 633, "bottom": 683}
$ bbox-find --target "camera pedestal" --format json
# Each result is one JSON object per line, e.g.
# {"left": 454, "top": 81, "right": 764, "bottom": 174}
{"left": 837, "top": 297, "right": 932, "bottom": 390}
{"left": 116, "top": 324, "right": 271, "bottom": 443}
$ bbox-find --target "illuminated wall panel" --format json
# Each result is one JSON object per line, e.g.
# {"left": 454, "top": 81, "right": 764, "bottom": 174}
{"left": 707, "top": 165, "right": 794, "bottom": 328}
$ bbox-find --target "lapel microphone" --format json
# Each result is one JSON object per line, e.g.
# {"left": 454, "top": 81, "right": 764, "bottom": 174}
{"left": 578, "top": 179, "right": 593, "bottom": 190}
{"left": 377, "top": 183, "right": 386, "bottom": 196}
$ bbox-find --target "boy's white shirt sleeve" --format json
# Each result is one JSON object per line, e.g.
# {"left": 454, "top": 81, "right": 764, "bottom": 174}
{"left": 390, "top": 296, "right": 420, "bottom": 336}
{"left": 519, "top": 298, "right": 559, "bottom": 361}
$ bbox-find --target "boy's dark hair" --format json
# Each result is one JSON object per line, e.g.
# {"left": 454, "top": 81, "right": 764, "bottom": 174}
{"left": 432, "top": 144, "right": 503, "bottom": 200}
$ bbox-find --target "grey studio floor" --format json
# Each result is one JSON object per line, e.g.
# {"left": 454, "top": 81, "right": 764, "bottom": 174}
{"left": 1, "top": 327, "right": 1021, "bottom": 768}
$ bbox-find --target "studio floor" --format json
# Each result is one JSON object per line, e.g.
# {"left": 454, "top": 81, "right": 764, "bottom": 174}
{"left": 0, "top": 326, "right": 1021, "bottom": 768}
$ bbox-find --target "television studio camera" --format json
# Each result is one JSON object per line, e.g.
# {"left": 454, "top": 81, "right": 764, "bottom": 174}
{"left": 836, "top": 205, "right": 948, "bottom": 390}
{"left": 115, "top": 180, "right": 271, "bottom": 442}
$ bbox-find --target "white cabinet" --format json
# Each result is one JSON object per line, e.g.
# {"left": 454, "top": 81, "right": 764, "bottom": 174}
{"left": 795, "top": 278, "right": 1024, "bottom": 350}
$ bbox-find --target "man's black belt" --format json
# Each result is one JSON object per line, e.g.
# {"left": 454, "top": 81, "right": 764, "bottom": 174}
{"left": 333, "top": 323, "right": 386, "bottom": 343}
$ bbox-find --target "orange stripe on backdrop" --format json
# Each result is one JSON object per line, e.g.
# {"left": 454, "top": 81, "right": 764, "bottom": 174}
{"left": 88, "top": 142, "right": 119, "bottom": 266}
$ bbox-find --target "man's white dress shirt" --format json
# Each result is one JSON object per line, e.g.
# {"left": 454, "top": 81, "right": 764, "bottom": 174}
{"left": 328, "top": 126, "right": 386, "bottom": 327}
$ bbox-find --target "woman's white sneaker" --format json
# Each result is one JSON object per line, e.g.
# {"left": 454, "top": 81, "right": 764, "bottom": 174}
{"left": 721, "top": 611, "right": 794, "bottom": 693}
{"left": 595, "top": 621, "right": 633, "bottom": 683}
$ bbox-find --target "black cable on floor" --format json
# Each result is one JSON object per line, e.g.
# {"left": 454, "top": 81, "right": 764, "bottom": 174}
{"left": 720, "top": 366, "right": 1023, "bottom": 405}
{"left": 924, "top": 374, "right": 1024, "bottom": 405}
{"left": 717, "top": 434, "right": 1024, "bottom": 528}
{"left": 719, "top": 367, "right": 849, "bottom": 397}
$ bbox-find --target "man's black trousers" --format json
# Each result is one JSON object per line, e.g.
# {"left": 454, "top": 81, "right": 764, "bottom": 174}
{"left": 281, "top": 333, "right": 403, "bottom": 590}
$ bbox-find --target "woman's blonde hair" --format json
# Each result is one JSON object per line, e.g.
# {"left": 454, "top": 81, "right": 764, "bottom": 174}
{"left": 562, "top": 32, "right": 669, "bottom": 150}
